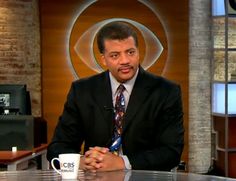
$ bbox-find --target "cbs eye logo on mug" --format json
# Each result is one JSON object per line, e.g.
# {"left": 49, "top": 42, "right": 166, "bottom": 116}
{"left": 61, "top": 162, "right": 75, "bottom": 172}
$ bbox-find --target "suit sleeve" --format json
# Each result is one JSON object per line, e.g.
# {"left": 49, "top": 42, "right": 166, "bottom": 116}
{"left": 47, "top": 82, "right": 85, "bottom": 162}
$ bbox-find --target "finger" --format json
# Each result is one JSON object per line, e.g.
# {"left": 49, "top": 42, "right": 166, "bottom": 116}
{"left": 84, "top": 161, "right": 102, "bottom": 171}
{"left": 85, "top": 148, "right": 103, "bottom": 155}
{"left": 89, "top": 146, "right": 109, "bottom": 153}
{"left": 84, "top": 157, "right": 96, "bottom": 165}
{"left": 91, "top": 155, "right": 103, "bottom": 163}
{"left": 84, "top": 165, "right": 97, "bottom": 172}
{"left": 85, "top": 149, "right": 99, "bottom": 157}
{"left": 84, "top": 157, "right": 103, "bottom": 170}
{"left": 85, "top": 151, "right": 104, "bottom": 162}
{"left": 85, "top": 151, "right": 99, "bottom": 159}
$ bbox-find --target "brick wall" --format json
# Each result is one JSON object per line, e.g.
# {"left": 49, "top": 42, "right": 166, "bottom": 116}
{"left": 189, "top": 0, "right": 212, "bottom": 173}
{"left": 0, "top": 0, "right": 41, "bottom": 116}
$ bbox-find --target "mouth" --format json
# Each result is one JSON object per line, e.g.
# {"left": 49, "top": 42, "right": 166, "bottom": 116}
{"left": 118, "top": 66, "right": 133, "bottom": 73}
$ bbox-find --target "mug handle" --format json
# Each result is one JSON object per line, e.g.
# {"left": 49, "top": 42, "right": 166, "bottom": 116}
{"left": 51, "top": 158, "right": 61, "bottom": 175}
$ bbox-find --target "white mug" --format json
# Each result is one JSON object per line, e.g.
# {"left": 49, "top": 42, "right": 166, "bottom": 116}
{"left": 51, "top": 153, "right": 80, "bottom": 180}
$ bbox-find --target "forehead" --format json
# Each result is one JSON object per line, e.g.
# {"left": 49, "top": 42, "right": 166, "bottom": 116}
{"left": 103, "top": 37, "right": 136, "bottom": 50}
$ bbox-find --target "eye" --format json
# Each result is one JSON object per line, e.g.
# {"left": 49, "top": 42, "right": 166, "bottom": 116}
{"left": 110, "top": 53, "right": 119, "bottom": 59}
{"left": 128, "top": 50, "right": 136, "bottom": 56}
{"left": 73, "top": 18, "right": 163, "bottom": 72}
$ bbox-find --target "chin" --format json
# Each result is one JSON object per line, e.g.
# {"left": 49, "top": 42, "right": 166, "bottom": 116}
{"left": 120, "top": 75, "right": 134, "bottom": 82}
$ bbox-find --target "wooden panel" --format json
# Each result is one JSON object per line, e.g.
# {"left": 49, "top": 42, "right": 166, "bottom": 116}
{"left": 229, "top": 117, "right": 236, "bottom": 148}
{"left": 213, "top": 116, "right": 226, "bottom": 148}
{"left": 215, "top": 150, "right": 226, "bottom": 176}
{"left": 228, "top": 152, "right": 236, "bottom": 177}
{"left": 213, "top": 116, "right": 236, "bottom": 177}
{"left": 213, "top": 116, "right": 236, "bottom": 148}
{"left": 215, "top": 150, "right": 236, "bottom": 177}
{"left": 40, "top": 0, "right": 189, "bottom": 165}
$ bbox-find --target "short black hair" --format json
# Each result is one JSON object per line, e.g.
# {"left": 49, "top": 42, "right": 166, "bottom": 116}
{"left": 96, "top": 21, "right": 138, "bottom": 53}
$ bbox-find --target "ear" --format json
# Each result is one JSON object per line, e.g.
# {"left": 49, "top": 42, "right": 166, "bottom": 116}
{"left": 100, "top": 54, "right": 107, "bottom": 66}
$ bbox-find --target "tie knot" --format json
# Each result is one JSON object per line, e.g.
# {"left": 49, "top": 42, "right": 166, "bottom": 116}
{"left": 117, "top": 84, "right": 125, "bottom": 93}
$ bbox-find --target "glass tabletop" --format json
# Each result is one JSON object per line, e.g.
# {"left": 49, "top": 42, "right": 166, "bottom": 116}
{"left": 0, "top": 170, "right": 235, "bottom": 181}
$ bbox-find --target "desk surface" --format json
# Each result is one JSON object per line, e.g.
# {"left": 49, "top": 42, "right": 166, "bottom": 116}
{"left": 0, "top": 151, "right": 32, "bottom": 164}
{"left": 0, "top": 170, "right": 235, "bottom": 181}
{"left": 0, "top": 144, "right": 47, "bottom": 164}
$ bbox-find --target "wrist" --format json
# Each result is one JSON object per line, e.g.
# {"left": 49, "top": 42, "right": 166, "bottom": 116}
{"left": 79, "top": 155, "right": 85, "bottom": 170}
{"left": 117, "top": 156, "right": 126, "bottom": 170}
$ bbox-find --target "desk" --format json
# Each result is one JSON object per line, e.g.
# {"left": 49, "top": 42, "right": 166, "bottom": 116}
{"left": 0, "top": 144, "right": 49, "bottom": 171}
{"left": 0, "top": 170, "right": 236, "bottom": 180}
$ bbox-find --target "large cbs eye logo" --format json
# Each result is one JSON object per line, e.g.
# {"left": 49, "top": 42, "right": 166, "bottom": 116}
{"left": 68, "top": 0, "right": 168, "bottom": 78}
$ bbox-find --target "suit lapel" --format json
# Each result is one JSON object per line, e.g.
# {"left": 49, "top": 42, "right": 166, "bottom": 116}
{"left": 123, "top": 68, "right": 152, "bottom": 133}
{"left": 93, "top": 71, "right": 114, "bottom": 132}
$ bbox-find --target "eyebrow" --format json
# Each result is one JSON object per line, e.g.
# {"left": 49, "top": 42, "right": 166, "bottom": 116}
{"left": 108, "top": 48, "right": 136, "bottom": 53}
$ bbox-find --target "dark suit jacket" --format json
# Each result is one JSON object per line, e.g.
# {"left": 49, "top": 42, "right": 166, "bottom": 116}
{"left": 47, "top": 67, "right": 184, "bottom": 171}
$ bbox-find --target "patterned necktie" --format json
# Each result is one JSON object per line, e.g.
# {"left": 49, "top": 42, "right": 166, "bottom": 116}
{"left": 110, "top": 84, "right": 125, "bottom": 154}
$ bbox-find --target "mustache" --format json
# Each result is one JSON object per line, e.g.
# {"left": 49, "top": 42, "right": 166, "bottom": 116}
{"left": 118, "top": 65, "right": 133, "bottom": 71}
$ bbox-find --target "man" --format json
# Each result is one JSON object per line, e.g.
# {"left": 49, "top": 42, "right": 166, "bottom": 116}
{"left": 47, "top": 21, "right": 184, "bottom": 172}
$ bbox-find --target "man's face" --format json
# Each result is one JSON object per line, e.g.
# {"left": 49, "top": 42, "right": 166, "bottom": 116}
{"left": 101, "top": 36, "right": 139, "bottom": 83}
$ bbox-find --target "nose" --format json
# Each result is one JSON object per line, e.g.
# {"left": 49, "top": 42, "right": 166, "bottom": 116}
{"left": 119, "top": 53, "right": 129, "bottom": 64}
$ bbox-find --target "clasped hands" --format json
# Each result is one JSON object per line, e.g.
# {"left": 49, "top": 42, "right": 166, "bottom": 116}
{"left": 80, "top": 146, "right": 125, "bottom": 172}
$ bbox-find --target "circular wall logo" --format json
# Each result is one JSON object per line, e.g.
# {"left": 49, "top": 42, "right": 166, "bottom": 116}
{"left": 68, "top": 0, "right": 168, "bottom": 78}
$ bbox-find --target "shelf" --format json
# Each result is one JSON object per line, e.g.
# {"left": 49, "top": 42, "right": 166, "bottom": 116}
{"left": 216, "top": 147, "right": 236, "bottom": 152}
{"left": 212, "top": 113, "right": 236, "bottom": 117}
{"left": 212, "top": 14, "right": 236, "bottom": 18}
{"left": 212, "top": 81, "right": 236, "bottom": 83}
{"left": 213, "top": 48, "right": 236, "bottom": 51}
